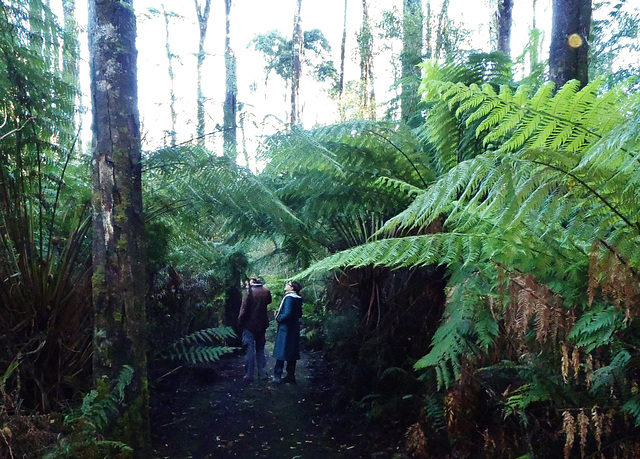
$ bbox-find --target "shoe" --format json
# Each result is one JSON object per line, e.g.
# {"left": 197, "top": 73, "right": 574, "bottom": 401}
{"left": 243, "top": 376, "right": 254, "bottom": 382}
{"left": 281, "top": 375, "right": 296, "bottom": 384}
{"left": 271, "top": 375, "right": 283, "bottom": 383}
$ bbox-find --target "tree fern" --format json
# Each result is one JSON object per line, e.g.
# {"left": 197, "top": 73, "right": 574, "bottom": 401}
{"left": 568, "top": 305, "right": 625, "bottom": 352}
{"left": 157, "top": 326, "right": 238, "bottom": 365}
{"left": 622, "top": 395, "right": 640, "bottom": 427}
{"left": 296, "top": 75, "right": 640, "bottom": 444}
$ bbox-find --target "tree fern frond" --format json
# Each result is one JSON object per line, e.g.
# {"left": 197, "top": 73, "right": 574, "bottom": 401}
{"left": 622, "top": 395, "right": 640, "bottom": 426}
{"left": 168, "top": 345, "right": 236, "bottom": 365}
{"left": 568, "top": 306, "right": 625, "bottom": 352}
{"left": 159, "top": 326, "right": 238, "bottom": 365}
{"left": 589, "top": 350, "right": 631, "bottom": 396}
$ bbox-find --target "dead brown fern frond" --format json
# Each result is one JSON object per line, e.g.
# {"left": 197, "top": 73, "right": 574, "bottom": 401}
{"left": 563, "top": 410, "right": 576, "bottom": 459}
{"left": 589, "top": 243, "right": 640, "bottom": 320}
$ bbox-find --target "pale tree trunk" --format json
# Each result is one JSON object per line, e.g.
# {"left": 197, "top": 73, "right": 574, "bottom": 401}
{"left": 359, "top": 0, "right": 376, "bottom": 120}
{"left": 495, "top": 0, "right": 513, "bottom": 56}
{"left": 401, "top": 0, "right": 423, "bottom": 123}
{"left": 240, "top": 112, "right": 250, "bottom": 170}
{"left": 339, "top": 0, "right": 347, "bottom": 120}
{"left": 29, "top": 0, "right": 43, "bottom": 55}
{"left": 195, "top": 0, "right": 212, "bottom": 145}
{"left": 424, "top": 0, "right": 432, "bottom": 59}
{"left": 88, "top": 0, "right": 150, "bottom": 454}
{"left": 61, "top": 0, "right": 78, "bottom": 88}
{"left": 61, "top": 0, "right": 81, "bottom": 149}
{"left": 162, "top": 4, "right": 177, "bottom": 147}
{"left": 549, "top": 0, "right": 591, "bottom": 88}
{"left": 530, "top": 0, "right": 540, "bottom": 74}
{"left": 435, "top": 0, "right": 450, "bottom": 58}
{"left": 291, "top": 0, "right": 302, "bottom": 126}
{"left": 223, "top": 0, "right": 238, "bottom": 159}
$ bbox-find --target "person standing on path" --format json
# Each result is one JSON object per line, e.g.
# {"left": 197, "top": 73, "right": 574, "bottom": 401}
{"left": 272, "top": 281, "right": 303, "bottom": 383}
{"left": 238, "top": 277, "right": 272, "bottom": 381}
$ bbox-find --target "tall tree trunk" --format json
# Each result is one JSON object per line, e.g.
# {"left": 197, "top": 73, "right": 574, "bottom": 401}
{"left": 529, "top": 0, "right": 540, "bottom": 74}
{"left": 88, "top": 0, "right": 150, "bottom": 454}
{"left": 549, "top": 0, "right": 592, "bottom": 88}
{"left": 162, "top": 4, "right": 177, "bottom": 147}
{"left": 290, "top": 0, "right": 302, "bottom": 126}
{"left": 195, "top": 0, "right": 212, "bottom": 145}
{"left": 240, "top": 112, "right": 250, "bottom": 170}
{"left": 223, "top": 0, "right": 237, "bottom": 159}
{"left": 495, "top": 0, "right": 514, "bottom": 56}
{"left": 435, "top": 0, "right": 450, "bottom": 58}
{"left": 29, "top": 0, "right": 44, "bottom": 55}
{"left": 61, "top": 0, "right": 81, "bottom": 149}
{"left": 339, "top": 0, "right": 347, "bottom": 120}
{"left": 401, "top": 0, "right": 423, "bottom": 123}
{"left": 424, "top": 0, "right": 432, "bottom": 59}
{"left": 359, "top": 0, "right": 376, "bottom": 119}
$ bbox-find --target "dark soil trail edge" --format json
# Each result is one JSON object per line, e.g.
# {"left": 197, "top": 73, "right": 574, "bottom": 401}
{"left": 151, "top": 349, "right": 355, "bottom": 458}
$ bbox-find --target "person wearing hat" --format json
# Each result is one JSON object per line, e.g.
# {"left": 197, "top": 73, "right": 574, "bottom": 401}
{"left": 238, "top": 277, "right": 272, "bottom": 381}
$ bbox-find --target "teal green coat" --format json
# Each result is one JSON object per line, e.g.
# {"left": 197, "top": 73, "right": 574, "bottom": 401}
{"left": 273, "top": 294, "right": 302, "bottom": 362}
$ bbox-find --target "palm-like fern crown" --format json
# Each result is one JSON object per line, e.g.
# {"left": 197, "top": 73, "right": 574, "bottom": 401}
{"left": 258, "top": 121, "right": 434, "bottom": 252}
{"left": 146, "top": 120, "right": 439, "bottom": 270}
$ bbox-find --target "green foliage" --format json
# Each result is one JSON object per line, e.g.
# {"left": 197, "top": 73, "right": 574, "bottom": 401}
{"left": 249, "top": 28, "right": 337, "bottom": 88}
{"left": 568, "top": 305, "right": 625, "bottom": 352}
{"left": 414, "top": 270, "right": 499, "bottom": 389}
{"left": 0, "top": 0, "right": 92, "bottom": 412}
{"left": 44, "top": 367, "right": 136, "bottom": 458}
{"left": 590, "top": 0, "right": 640, "bottom": 88}
{"left": 622, "top": 394, "right": 640, "bottom": 426}
{"left": 293, "top": 59, "right": 640, "bottom": 455}
{"left": 157, "top": 326, "right": 238, "bottom": 365}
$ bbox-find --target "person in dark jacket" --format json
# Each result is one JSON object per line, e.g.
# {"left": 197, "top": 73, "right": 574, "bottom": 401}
{"left": 238, "top": 277, "right": 272, "bottom": 381}
{"left": 272, "top": 281, "right": 303, "bottom": 383}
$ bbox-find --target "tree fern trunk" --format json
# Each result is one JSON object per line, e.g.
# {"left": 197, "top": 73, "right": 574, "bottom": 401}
{"left": 88, "top": 0, "right": 150, "bottom": 454}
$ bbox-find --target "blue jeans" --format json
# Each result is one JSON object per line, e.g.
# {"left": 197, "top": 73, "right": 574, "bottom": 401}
{"left": 242, "top": 329, "right": 267, "bottom": 380}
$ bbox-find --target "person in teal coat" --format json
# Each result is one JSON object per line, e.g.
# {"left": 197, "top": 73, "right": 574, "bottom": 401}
{"left": 272, "top": 281, "right": 303, "bottom": 383}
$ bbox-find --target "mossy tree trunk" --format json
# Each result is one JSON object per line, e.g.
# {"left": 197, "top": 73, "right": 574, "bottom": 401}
{"left": 549, "top": 0, "right": 592, "bottom": 87}
{"left": 88, "top": 0, "right": 150, "bottom": 455}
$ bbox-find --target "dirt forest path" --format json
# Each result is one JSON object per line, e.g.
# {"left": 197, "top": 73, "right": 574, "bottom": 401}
{"left": 151, "top": 347, "right": 362, "bottom": 458}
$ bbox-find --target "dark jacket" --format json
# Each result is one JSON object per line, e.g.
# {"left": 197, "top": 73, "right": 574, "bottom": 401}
{"left": 273, "top": 293, "right": 303, "bottom": 362}
{"left": 238, "top": 284, "right": 272, "bottom": 334}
